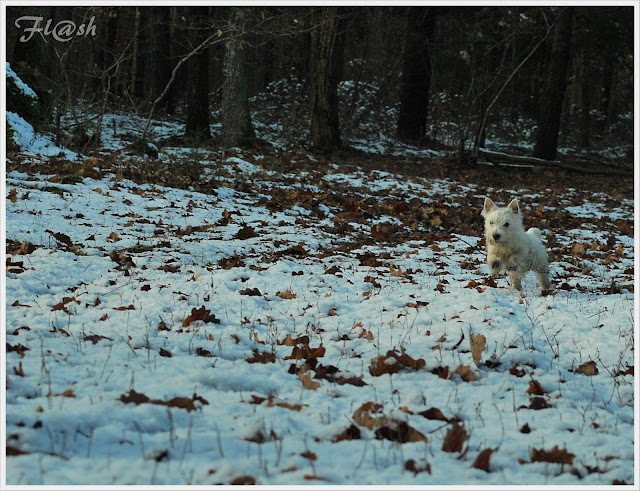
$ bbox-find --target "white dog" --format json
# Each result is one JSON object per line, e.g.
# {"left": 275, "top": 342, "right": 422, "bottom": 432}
{"left": 482, "top": 197, "right": 552, "bottom": 293}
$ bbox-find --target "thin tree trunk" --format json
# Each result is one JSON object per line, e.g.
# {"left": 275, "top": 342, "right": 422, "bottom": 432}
{"left": 152, "top": 7, "right": 173, "bottom": 113}
{"left": 132, "top": 7, "right": 148, "bottom": 101}
{"left": 184, "top": 6, "right": 211, "bottom": 143}
{"left": 597, "top": 57, "right": 613, "bottom": 134}
{"left": 222, "top": 7, "right": 256, "bottom": 148}
{"left": 471, "top": 11, "right": 559, "bottom": 160}
{"left": 533, "top": 8, "right": 573, "bottom": 160}
{"left": 579, "top": 47, "right": 591, "bottom": 149}
{"left": 397, "top": 7, "right": 435, "bottom": 144}
{"left": 309, "top": 7, "right": 345, "bottom": 151}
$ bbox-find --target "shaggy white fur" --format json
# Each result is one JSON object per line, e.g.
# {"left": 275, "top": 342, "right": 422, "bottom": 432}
{"left": 482, "top": 197, "right": 552, "bottom": 293}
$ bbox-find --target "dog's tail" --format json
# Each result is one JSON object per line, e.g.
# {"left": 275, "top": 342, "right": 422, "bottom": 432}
{"left": 527, "top": 227, "right": 542, "bottom": 240}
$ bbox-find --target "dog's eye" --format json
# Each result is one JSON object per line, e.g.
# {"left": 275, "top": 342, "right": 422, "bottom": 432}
{"left": 490, "top": 221, "right": 495, "bottom": 225}
{"left": 504, "top": 222, "right": 509, "bottom": 227}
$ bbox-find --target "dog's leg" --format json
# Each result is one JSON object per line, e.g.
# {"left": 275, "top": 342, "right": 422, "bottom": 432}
{"left": 509, "top": 271, "right": 523, "bottom": 291}
{"left": 536, "top": 271, "right": 552, "bottom": 291}
{"left": 487, "top": 253, "right": 502, "bottom": 276}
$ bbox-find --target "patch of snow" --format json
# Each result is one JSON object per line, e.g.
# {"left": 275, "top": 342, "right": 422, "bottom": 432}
{"left": 6, "top": 62, "right": 37, "bottom": 98}
{"left": 6, "top": 112, "right": 80, "bottom": 160}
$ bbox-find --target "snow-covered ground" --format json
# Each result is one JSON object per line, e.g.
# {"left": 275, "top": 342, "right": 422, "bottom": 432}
{"left": 3, "top": 110, "right": 636, "bottom": 486}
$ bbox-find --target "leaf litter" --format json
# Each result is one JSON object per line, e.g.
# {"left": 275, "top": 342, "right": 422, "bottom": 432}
{"left": 4, "top": 124, "right": 635, "bottom": 485}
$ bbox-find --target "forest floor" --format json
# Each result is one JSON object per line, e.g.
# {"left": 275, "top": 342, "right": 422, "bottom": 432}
{"left": 4, "top": 112, "right": 636, "bottom": 486}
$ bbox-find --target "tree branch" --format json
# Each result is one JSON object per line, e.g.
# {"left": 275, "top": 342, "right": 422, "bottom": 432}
{"left": 472, "top": 8, "right": 566, "bottom": 159}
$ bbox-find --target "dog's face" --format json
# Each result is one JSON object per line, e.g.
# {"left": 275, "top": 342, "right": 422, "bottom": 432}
{"left": 482, "top": 198, "right": 522, "bottom": 245}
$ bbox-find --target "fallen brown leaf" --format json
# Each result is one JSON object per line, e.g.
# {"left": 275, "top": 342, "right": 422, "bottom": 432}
{"left": 442, "top": 424, "right": 469, "bottom": 453}
{"left": 530, "top": 445, "right": 575, "bottom": 465}
{"left": 472, "top": 448, "right": 495, "bottom": 472}
{"left": 369, "top": 349, "right": 425, "bottom": 377}
{"left": 417, "top": 407, "right": 449, "bottom": 422}
{"left": 455, "top": 364, "right": 475, "bottom": 382}
{"left": 298, "top": 367, "right": 321, "bottom": 390}
{"left": 276, "top": 290, "right": 297, "bottom": 300}
{"left": 469, "top": 330, "right": 486, "bottom": 367}
{"left": 576, "top": 360, "right": 599, "bottom": 376}
{"left": 526, "top": 379, "right": 545, "bottom": 395}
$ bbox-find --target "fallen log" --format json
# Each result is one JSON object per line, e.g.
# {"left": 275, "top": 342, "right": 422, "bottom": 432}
{"left": 478, "top": 148, "right": 632, "bottom": 176}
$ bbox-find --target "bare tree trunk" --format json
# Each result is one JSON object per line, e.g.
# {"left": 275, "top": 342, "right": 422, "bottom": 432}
{"left": 132, "top": 7, "right": 148, "bottom": 101}
{"left": 222, "top": 7, "right": 256, "bottom": 148}
{"left": 597, "top": 57, "right": 613, "bottom": 134}
{"left": 578, "top": 46, "right": 591, "bottom": 149}
{"left": 152, "top": 7, "right": 173, "bottom": 113}
{"left": 397, "top": 7, "right": 435, "bottom": 144}
{"left": 533, "top": 8, "right": 573, "bottom": 160}
{"left": 471, "top": 10, "right": 560, "bottom": 160}
{"left": 309, "top": 7, "right": 345, "bottom": 151}
{"left": 184, "top": 6, "right": 211, "bottom": 143}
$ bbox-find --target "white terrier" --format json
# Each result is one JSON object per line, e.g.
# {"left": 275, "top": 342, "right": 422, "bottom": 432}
{"left": 482, "top": 197, "right": 552, "bottom": 293}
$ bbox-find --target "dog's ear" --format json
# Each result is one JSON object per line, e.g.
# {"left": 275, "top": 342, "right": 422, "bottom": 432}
{"left": 507, "top": 198, "right": 520, "bottom": 214}
{"left": 483, "top": 197, "right": 496, "bottom": 216}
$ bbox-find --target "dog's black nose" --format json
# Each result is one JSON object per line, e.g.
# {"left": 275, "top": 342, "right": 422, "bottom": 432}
{"left": 493, "top": 233, "right": 500, "bottom": 241}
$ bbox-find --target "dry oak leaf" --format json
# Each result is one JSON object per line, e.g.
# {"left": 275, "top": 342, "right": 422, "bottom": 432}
{"left": 47, "top": 230, "right": 73, "bottom": 247}
{"left": 276, "top": 401, "right": 305, "bottom": 412}
{"left": 278, "top": 333, "right": 310, "bottom": 346}
{"left": 229, "top": 475, "right": 256, "bottom": 485}
{"left": 526, "top": 396, "right": 552, "bottom": 410}
{"left": 284, "top": 344, "right": 325, "bottom": 360}
{"left": 55, "top": 389, "right": 76, "bottom": 398}
{"left": 254, "top": 332, "right": 266, "bottom": 345}
{"left": 239, "top": 287, "right": 262, "bottom": 297}
{"left": 118, "top": 389, "right": 208, "bottom": 412}
{"left": 276, "top": 290, "right": 297, "bottom": 300}
{"left": 405, "top": 459, "right": 431, "bottom": 475}
{"left": 469, "top": 330, "right": 486, "bottom": 367}
{"left": 353, "top": 401, "right": 389, "bottom": 430}
{"left": 615, "top": 365, "right": 633, "bottom": 377}
{"left": 218, "top": 255, "right": 245, "bottom": 270}
{"left": 246, "top": 350, "right": 275, "bottom": 364}
{"left": 83, "top": 333, "right": 113, "bottom": 345}
{"left": 369, "top": 349, "right": 425, "bottom": 377}
{"left": 183, "top": 306, "right": 220, "bottom": 327}
{"left": 529, "top": 445, "right": 575, "bottom": 465}
{"left": 572, "top": 242, "right": 586, "bottom": 258}
{"left": 472, "top": 448, "right": 495, "bottom": 473}
{"left": 107, "top": 231, "right": 121, "bottom": 242}
{"left": 332, "top": 424, "right": 361, "bottom": 442}
{"left": 352, "top": 402, "right": 425, "bottom": 444}
{"left": 114, "top": 304, "right": 135, "bottom": 311}
{"left": 431, "top": 365, "right": 450, "bottom": 379}
{"left": 358, "top": 328, "right": 374, "bottom": 340}
{"left": 8, "top": 188, "right": 18, "bottom": 203}
{"left": 455, "top": 364, "right": 475, "bottom": 382}
{"left": 526, "top": 379, "right": 546, "bottom": 395}
{"left": 234, "top": 226, "right": 258, "bottom": 240}
{"left": 196, "top": 347, "right": 213, "bottom": 357}
{"left": 298, "top": 367, "right": 321, "bottom": 390}
{"left": 17, "top": 241, "right": 36, "bottom": 255}
{"left": 375, "top": 421, "right": 427, "bottom": 444}
{"left": 417, "top": 407, "right": 449, "bottom": 422}
{"left": 442, "top": 424, "right": 469, "bottom": 453}
{"left": 576, "top": 360, "right": 599, "bottom": 376}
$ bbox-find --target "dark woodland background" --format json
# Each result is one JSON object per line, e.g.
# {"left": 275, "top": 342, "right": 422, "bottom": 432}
{"left": 6, "top": 6, "right": 634, "bottom": 166}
